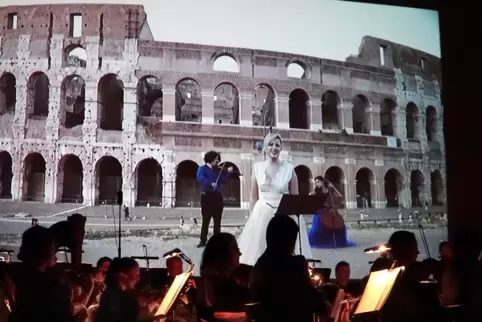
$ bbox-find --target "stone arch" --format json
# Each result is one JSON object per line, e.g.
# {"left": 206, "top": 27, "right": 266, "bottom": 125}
{"left": 410, "top": 170, "right": 424, "bottom": 207}
{"left": 352, "top": 94, "right": 370, "bottom": 134}
{"left": 380, "top": 98, "right": 397, "bottom": 136}
{"left": 286, "top": 62, "right": 306, "bottom": 79}
{"left": 175, "top": 78, "right": 202, "bottom": 122}
{"left": 426, "top": 106, "right": 437, "bottom": 142}
{"left": 27, "top": 72, "right": 49, "bottom": 118}
{"left": 325, "top": 166, "right": 345, "bottom": 206}
{"left": 137, "top": 76, "right": 163, "bottom": 117}
{"left": 218, "top": 161, "right": 241, "bottom": 207}
{"left": 356, "top": 167, "right": 375, "bottom": 208}
{"left": 95, "top": 156, "right": 123, "bottom": 205}
{"left": 252, "top": 84, "right": 276, "bottom": 127}
{"left": 289, "top": 88, "right": 310, "bottom": 130}
{"left": 22, "top": 152, "right": 46, "bottom": 202}
{"left": 214, "top": 83, "right": 239, "bottom": 125}
{"left": 64, "top": 44, "right": 87, "bottom": 68}
{"left": 0, "top": 72, "right": 16, "bottom": 115}
{"left": 175, "top": 160, "right": 200, "bottom": 207}
{"left": 295, "top": 165, "right": 313, "bottom": 195}
{"left": 213, "top": 55, "right": 240, "bottom": 73}
{"left": 0, "top": 151, "right": 13, "bottom": 199}
{"left": 406, "top": 102, "right": 419, "bottom": 140}
{"left": 60, "top": 74, "right": 85, "bottom": 129}
{"left": 431, "top": 170, "right": 444, "bottom": 205}
{"left": 384, "top": 168, "right": 403, "bottom": 207}
{"left": 97, "top": 74, "right": 124, "bottom": 131}
{"left": 57, "top": 154, "right": 83, "bottom": 203}
{"left": 321, "top": 90, "right": 341, "bottom": 130}
{"left": 135, "top": 158, "right": 163, "bottom": 206}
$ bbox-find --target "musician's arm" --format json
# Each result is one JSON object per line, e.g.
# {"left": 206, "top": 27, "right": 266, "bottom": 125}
{"left": 288, "top": 170, "right": 299, "bottom": 195}
{"left": 249, "top": 176, "right": 259, "bottom": 214}
{"left": 196, "top": 166, "right": 210, "bottom": 186}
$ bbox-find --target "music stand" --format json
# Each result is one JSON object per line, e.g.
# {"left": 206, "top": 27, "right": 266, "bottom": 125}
{"left": 275, "top": 194, "right": 326, "bottom": 255}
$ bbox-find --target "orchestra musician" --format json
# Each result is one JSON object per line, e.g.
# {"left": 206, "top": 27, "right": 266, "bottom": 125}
{"left": 9, "top": 225, "right": 75, "bottom": 322}
{"left": 196, "top": 151, "right": 234, "bottom": 248}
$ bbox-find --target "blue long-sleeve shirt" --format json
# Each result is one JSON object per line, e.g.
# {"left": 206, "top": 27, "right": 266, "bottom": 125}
{"left": 197, "top": 165, "right": 231, "bottom": 193}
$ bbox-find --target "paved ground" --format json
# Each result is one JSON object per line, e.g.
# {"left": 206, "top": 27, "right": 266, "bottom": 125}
{"left": 0, "top": 199, "right": 446, "bottom": 220}
{"left": 0, "top": 199, "right": 446, "bottom": 236}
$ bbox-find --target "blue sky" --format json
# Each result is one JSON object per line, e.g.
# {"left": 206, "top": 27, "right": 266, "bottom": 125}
{"left": 6, "top": 0, "right": 440, "bottom": 60}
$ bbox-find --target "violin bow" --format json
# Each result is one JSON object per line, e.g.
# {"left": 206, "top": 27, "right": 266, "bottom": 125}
{"left": 214, "top": 162, "right": 226, "bottom": 187}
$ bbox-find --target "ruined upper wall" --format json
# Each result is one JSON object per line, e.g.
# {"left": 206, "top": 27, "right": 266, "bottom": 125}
{"left": 346, "top": 36, "right": 441, "bottom": 82}
{"left": 0, "top": 4, "right": 147, "bottom": 40}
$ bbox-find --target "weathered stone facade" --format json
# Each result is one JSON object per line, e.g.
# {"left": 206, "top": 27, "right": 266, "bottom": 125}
{"left": 0, "top": 4, "right": 445, "bottom": 210}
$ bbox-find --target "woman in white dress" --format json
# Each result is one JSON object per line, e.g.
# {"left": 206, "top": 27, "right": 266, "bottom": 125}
{"left": 237, "top": 133, "right": 313, "bottom": 266}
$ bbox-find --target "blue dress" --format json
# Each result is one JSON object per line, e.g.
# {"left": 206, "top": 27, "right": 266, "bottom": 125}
{"left": 308, "top": 189, "right": 356, "bottom": 249}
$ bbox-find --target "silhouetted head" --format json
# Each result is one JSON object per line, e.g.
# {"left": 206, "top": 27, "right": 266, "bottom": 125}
{"left": 439, "top": 241, "right": 452, "bottom": 262}
{"left": 204, "top": 151, "right": 221, "bottom": 166}
{"left": 201, "top": 233, "right": 241, "bottom": 277}
{"left": 18, "top": 225, "right": 57, "bottom": 271}
{"left": 166, "top": 256, "right": 183, "bottom": 277}
{"left": 266, "top": 215, "right": 299, "bottom": 255}
{"left": 106, "top": 257, "right": 140, "bottom": 290}
{"left": 314, "top": 176, "right": 324, "bottom": 188}
{"left": 335, "top": 261, "right": 351, "bottom": 286}
{"left": 370, "top": 257, "right": 393, "bottom": 272}
{"left": 388, "top": 230, "right": 419, "bottom": 265}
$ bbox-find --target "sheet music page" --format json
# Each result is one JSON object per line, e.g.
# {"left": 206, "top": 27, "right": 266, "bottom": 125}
{"left": 376, "top": 267, "right": 402, "bottom": 310}
{"left": 354, "top": 269, "right": 388, "bottom": 314}
{"left": 330, "top": 289, "right": 345, "bottom": 320}
{"left": 155, "top": 271, "right": 192, "bottom": 317}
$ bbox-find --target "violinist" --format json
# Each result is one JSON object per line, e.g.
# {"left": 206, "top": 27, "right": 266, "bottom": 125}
{"left": 196, "top": 151, "right": 234, "bottom": 248}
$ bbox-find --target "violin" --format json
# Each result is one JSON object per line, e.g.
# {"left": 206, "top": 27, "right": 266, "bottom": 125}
{"left": 214, "top": 163, "right": 242, "bottom": 177}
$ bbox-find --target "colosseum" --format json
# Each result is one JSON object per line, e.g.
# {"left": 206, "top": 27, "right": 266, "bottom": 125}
{"left": 0, "top": 4, "right": 445, "bottom": 210}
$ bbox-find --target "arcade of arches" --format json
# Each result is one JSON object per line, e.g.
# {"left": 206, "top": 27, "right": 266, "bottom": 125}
{"left": 0, "top": 149, "right": 445, "bottom": 208}
{"left": 0, "top": 71, "right": 441, "bottom": 147}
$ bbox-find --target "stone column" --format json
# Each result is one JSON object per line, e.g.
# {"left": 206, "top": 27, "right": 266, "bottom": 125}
{"left": 122, "top": 151, "right": 133, "bottom": 207}
{"left": 310, "top": 98, "right": 322, "bottom": 131}
{"left": 313, "top": 157, "right": 325, "bottom": 177}
{"left": 240, "top": 153, "right": 253, "bottom": 209}
{"left": 339, "top": 102, "right": 353, "bottom": 133}
{"left": 84, "top": 36, "right": 100, "bottom": 70}
{"left": 370, "top": 180, "right": 382, "bottom": 208}
{"left": 10, "top": 145, "right": 23, "bottom": 201}
{"left": 367, "top": 106, "right": 382, "bottom": 136}
{"left": 12, "top": 83, "right": 27, "bottom": 141}
{"left": 46, "top": 82, "right": 61, "bottom": 141}
{"left": 122, "top": 86, "right": 137, "bottom": 144}
{"left": 82, "top": 148, "right": 95, "bottom": 206}
{"left": 43, "top": 147, "right": 56, "bottom": 203}
{"left": 202, "top": 89, "right": 214, "bottom": 124}
{"left": 162, "top": 83, "right": 176, "bottom": 122}
{"left": 162, "top": 151, "right": 176, "bottom": 208}
{"left": 401, "top": 181, "right": 411, "bottom": 209}
{"left": 275, "top": 94, "right": 289, "bottom": 129}
{"left": 344, "top": 180, "right": 357, "bottom": 209}
{"left": 83, "top": 85, "right": 99, "bottom": 144}
{"left": 239, "top": 91, "right": 253, "bottom": 127}
{"left": 344, "top": 157, "right": 357, "bottom": 208}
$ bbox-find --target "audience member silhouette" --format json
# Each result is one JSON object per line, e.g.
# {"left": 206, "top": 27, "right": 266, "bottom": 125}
{"left": 249, "top": 215, "right": 328, "bottom": 322}
{"left": 382, "top": 230, "right": 441, "bottom": 322}
{"left": 95, "top": 257, "right": 141, "bottom": 322}
{"left": 9, "top": 225, "right": 74, "bottom": 322}
{"left": 198, "top": 232, "right": 248, "bottom": 322}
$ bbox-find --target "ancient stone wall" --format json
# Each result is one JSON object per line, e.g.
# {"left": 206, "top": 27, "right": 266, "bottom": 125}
{"left": 0, "top": 4, "right": 445, "bottom": 209}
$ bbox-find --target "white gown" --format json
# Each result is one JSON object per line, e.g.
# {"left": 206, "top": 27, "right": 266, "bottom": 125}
{"left": 238, "top": 160, "right": 313, "bottom": 266}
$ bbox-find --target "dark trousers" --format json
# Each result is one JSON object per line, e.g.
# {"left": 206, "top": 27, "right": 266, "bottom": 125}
{"left": 200, "top": 192, "right": 224, "bottom": 243}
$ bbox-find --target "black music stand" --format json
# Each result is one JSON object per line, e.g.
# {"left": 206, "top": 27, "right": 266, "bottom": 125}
{"left": 275, "top": 194, "right": 326, "bottom": 255}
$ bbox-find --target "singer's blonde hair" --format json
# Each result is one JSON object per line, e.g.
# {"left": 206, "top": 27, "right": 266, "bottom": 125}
{"left": 263, "top": 133, "right": 282, "bottom": 151}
